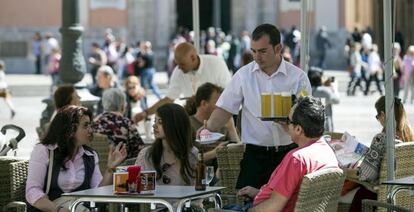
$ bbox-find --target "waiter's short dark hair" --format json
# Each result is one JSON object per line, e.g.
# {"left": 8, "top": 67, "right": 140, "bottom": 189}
{"left": 292, "top": 96, "right": 325, "bottom": 138}
{"left": 252, "top": 24, "right": 281, "bottom": 46}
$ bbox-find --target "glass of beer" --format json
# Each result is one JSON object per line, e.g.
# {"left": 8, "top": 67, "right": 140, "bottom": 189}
{"left": 261, "top": 93, "right": 272, "bottom": 117}
{"left": 282, "top": 92, "right": 292, "bottom": 117}
{"left": 273, "top": 93, "right": 283, "bottom": 117}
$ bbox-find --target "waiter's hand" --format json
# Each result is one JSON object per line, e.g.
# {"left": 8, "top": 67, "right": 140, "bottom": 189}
{"left": 275, "top": 120, "right": 289, "bottom": 132}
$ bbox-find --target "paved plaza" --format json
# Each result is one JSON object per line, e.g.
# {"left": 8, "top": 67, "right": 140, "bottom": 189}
{"left": 0, "top": 71, "right": 413, "bottom": 159}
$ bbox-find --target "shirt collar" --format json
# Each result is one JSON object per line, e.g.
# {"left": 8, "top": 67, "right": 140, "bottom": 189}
{"left": 251, "top": 58, "right": 288, "bottom": 77}
{"left": 48, "top": 145, "right": 94, "bottom": 160}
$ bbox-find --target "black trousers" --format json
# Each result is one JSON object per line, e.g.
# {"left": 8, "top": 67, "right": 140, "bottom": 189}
{"left": 235, "top": 143, "right": 298, "bottom": 189}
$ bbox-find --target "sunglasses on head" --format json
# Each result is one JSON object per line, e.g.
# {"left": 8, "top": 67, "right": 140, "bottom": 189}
{"left": 287, "top": 117, "right": 297, "bottom": 125}
{"left": 161, "top": 163, "right": 171, "bottom": 184}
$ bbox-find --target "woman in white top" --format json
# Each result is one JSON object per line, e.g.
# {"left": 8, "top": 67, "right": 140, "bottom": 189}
{"left": 364, "top": 44, "right": 383, "bottom": 95}
{"left": 0, "top": 60, "right": 16, "bottom": 119}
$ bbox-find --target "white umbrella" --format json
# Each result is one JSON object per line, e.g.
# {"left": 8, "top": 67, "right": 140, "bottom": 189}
{"left": 383, "top": 0, "right": 396, "bottom": 182}
{"left": 192, "top": 0, "right": 200, "bottom": 53}
{"left": 299, "top": 0, "right": 396, "bottom": 181}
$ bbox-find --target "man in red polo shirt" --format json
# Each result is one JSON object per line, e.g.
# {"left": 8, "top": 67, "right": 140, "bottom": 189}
{"left": 237, "top": 96, "right": 339, "bottom": 211}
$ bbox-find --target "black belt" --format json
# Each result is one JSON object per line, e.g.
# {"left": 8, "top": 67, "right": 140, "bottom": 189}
{"left": 245, "top": 143, "right": 296, "bottom": 153}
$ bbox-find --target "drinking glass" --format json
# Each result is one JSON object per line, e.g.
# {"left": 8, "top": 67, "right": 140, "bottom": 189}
{"left": 205, "top": 166, "right": 215, "bottom": 186}
{"left": 261, "top": 93, "right": 272, "bottom": 117}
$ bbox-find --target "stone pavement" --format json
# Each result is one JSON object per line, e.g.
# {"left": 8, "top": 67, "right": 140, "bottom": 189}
{"left": 0, "top": 70, "right": 413, "bottom": 159}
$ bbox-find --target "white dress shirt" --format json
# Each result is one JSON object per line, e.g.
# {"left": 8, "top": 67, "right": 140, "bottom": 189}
{"left": 216, "top": 59, "right": 312, "bottom": 147}
{"left": 166, "top": 55, "right": 231, "bottom": 99}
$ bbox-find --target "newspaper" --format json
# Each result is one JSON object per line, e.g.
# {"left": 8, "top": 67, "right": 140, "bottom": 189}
{"left": 326, "top": 132, "right": 368, "bottom": 168}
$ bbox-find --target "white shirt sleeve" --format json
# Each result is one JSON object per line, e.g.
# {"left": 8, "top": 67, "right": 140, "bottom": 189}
{"left": 296, "top": 73, "right": 312, "bottom": 97}
{"left": 216, "top": 72, "right": 243, "bottom": 114}
{"left": 216, "top": 59, "right": 232, "bottom": 88}
{"left": 166, "top": 67, "right": 183, "bottom": 99}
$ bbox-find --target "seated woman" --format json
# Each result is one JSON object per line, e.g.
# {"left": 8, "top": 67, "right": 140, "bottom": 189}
{"left": 135, "top": 103, "right": 197, "bottom": 186}
{"left": 92, "top": 88, "right": 145, "bottom": 159}
{"left": 26, "top": 105, "right": 127, "bottom": 212}
{"left": 48, "top": 84, "right": 81, "bottom": 124}
{"left": 185, "top": 82, "right": 239, "bottom": 163}
{"left": 124, "top": 75, "right": 146, "bottom": 120}
{"left": 342, "top": 96, "right": 414, "bottom": 211}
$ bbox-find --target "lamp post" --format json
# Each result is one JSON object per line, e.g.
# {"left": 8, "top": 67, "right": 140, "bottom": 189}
{"left": 59, "top": 0, "right": 86, "bottom": 83}
{"left": 38, "top": 0, "right": 98, "bottom": 130}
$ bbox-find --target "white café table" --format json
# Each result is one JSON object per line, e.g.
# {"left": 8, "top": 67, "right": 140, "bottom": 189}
{"left": 63, "top": 185, "right": 225, "bottom": 212}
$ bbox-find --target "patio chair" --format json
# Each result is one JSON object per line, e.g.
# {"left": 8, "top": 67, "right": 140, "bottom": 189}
{"left": 0, "top": 157, "right": 28, "bottom": 212}
{"left": 294, "top": 168, "right": 345, "bottom": 212}
{"left": 216, "top": 143, "right": 245, "bottom": 205}
{"left": 362, "top": 199, "right": 411, "bottom": 212}
{"left": 338, "top": 141, "right": 414, "bottom": 212}
{"left": 4, "top": 160, "right": 29, "bottom": 212}
{"left": 89, "top": 133, "right": 110, "bottom": 172}
{"left": 0, "top": 157, "right": 21, "bottom": 209}
{"left": 208, "top": 167, "right": 345, "bottom": 212}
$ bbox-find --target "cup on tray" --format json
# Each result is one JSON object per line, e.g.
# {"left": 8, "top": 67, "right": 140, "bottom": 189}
{"left": 261, "top": 92, "right": 293, "bottom": 120}
{"left": 127, "top": 165, "right": 141, "bottom": 193}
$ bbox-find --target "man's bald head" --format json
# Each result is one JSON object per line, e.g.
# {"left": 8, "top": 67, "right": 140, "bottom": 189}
{"left": 174, "top": 42, "right": 199, "bottom": 73}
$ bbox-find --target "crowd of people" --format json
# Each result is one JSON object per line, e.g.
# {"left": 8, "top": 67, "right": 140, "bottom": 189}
{"left": 30, "top": 32, "right": 61, "bottom": 93}
{"left": 22, "top": 22, "right": 414, "bottom": 212}
{"left": 345, "top": 27, "right": 414, "bottom": 102}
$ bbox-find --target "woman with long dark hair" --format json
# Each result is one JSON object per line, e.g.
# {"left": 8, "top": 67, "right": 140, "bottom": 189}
{"left": 26, "top": 106, "right": 127, "bottom": 212}
{"left": 135, "top": 103, "right": 197, "bottom": 186}
{"left": 342, "top": 96, "right": 414, "bottom": 211}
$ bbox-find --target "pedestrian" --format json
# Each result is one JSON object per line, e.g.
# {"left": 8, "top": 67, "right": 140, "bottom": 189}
{"left": 88, "top": 43, "right": 107, "bottom": 86}
{"left": 32, "top": 32, "right": 42, "bottom": 74}
{"left": 364, "top": 44, "right": 383, "bottom": 96}
{"left": 47, "top": 47, "right": 61, "bottom": 94}
{"left": 135, "top": 41, "right": 162, "bottom": 109}
{"left": 315, "top": 26, "right": 331, "bottom": 69}
{"left": 393, "top": 43, "right": 403, "bottom": 97}
{"left": 402, "top": 46, "right": 414, "bottom": 103}
{"left": 347, "top": 43, "right": 366, "bottom": 96}
{"left": 0, "top": 60, "right": 16, "bottom": 119}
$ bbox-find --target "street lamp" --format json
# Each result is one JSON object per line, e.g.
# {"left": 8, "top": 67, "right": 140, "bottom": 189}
{"left": 38, "top": 0, "right": 98, "bottom": 130}
{"left": 59, "top": 0, "right": 86, "bottom": 83}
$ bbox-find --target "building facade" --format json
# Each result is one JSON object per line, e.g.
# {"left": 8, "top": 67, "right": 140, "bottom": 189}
{"left": 0, "top": 0, "right": 411, "bottom": 73}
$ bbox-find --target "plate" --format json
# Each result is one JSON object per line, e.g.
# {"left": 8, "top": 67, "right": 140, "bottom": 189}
{"left": 195, "top": 132, "right": 225, "bottom": 144}
{"left": 259, "top": 117, "right": 289, "bottom": 122}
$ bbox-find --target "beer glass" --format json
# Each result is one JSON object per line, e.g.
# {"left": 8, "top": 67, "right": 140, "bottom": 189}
{"left": 282, "top": 92, "right": 292, "bottom": 117}
{"left": 261, "top": 93, "right": 272, "bottom": 117}
{"left": 273, "top": 93, "right": 283, "bottom": 117}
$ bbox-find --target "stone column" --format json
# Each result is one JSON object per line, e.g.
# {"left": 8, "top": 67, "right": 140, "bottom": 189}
{"left": 59, "top": 0, "right": 86, "bottom": 84}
